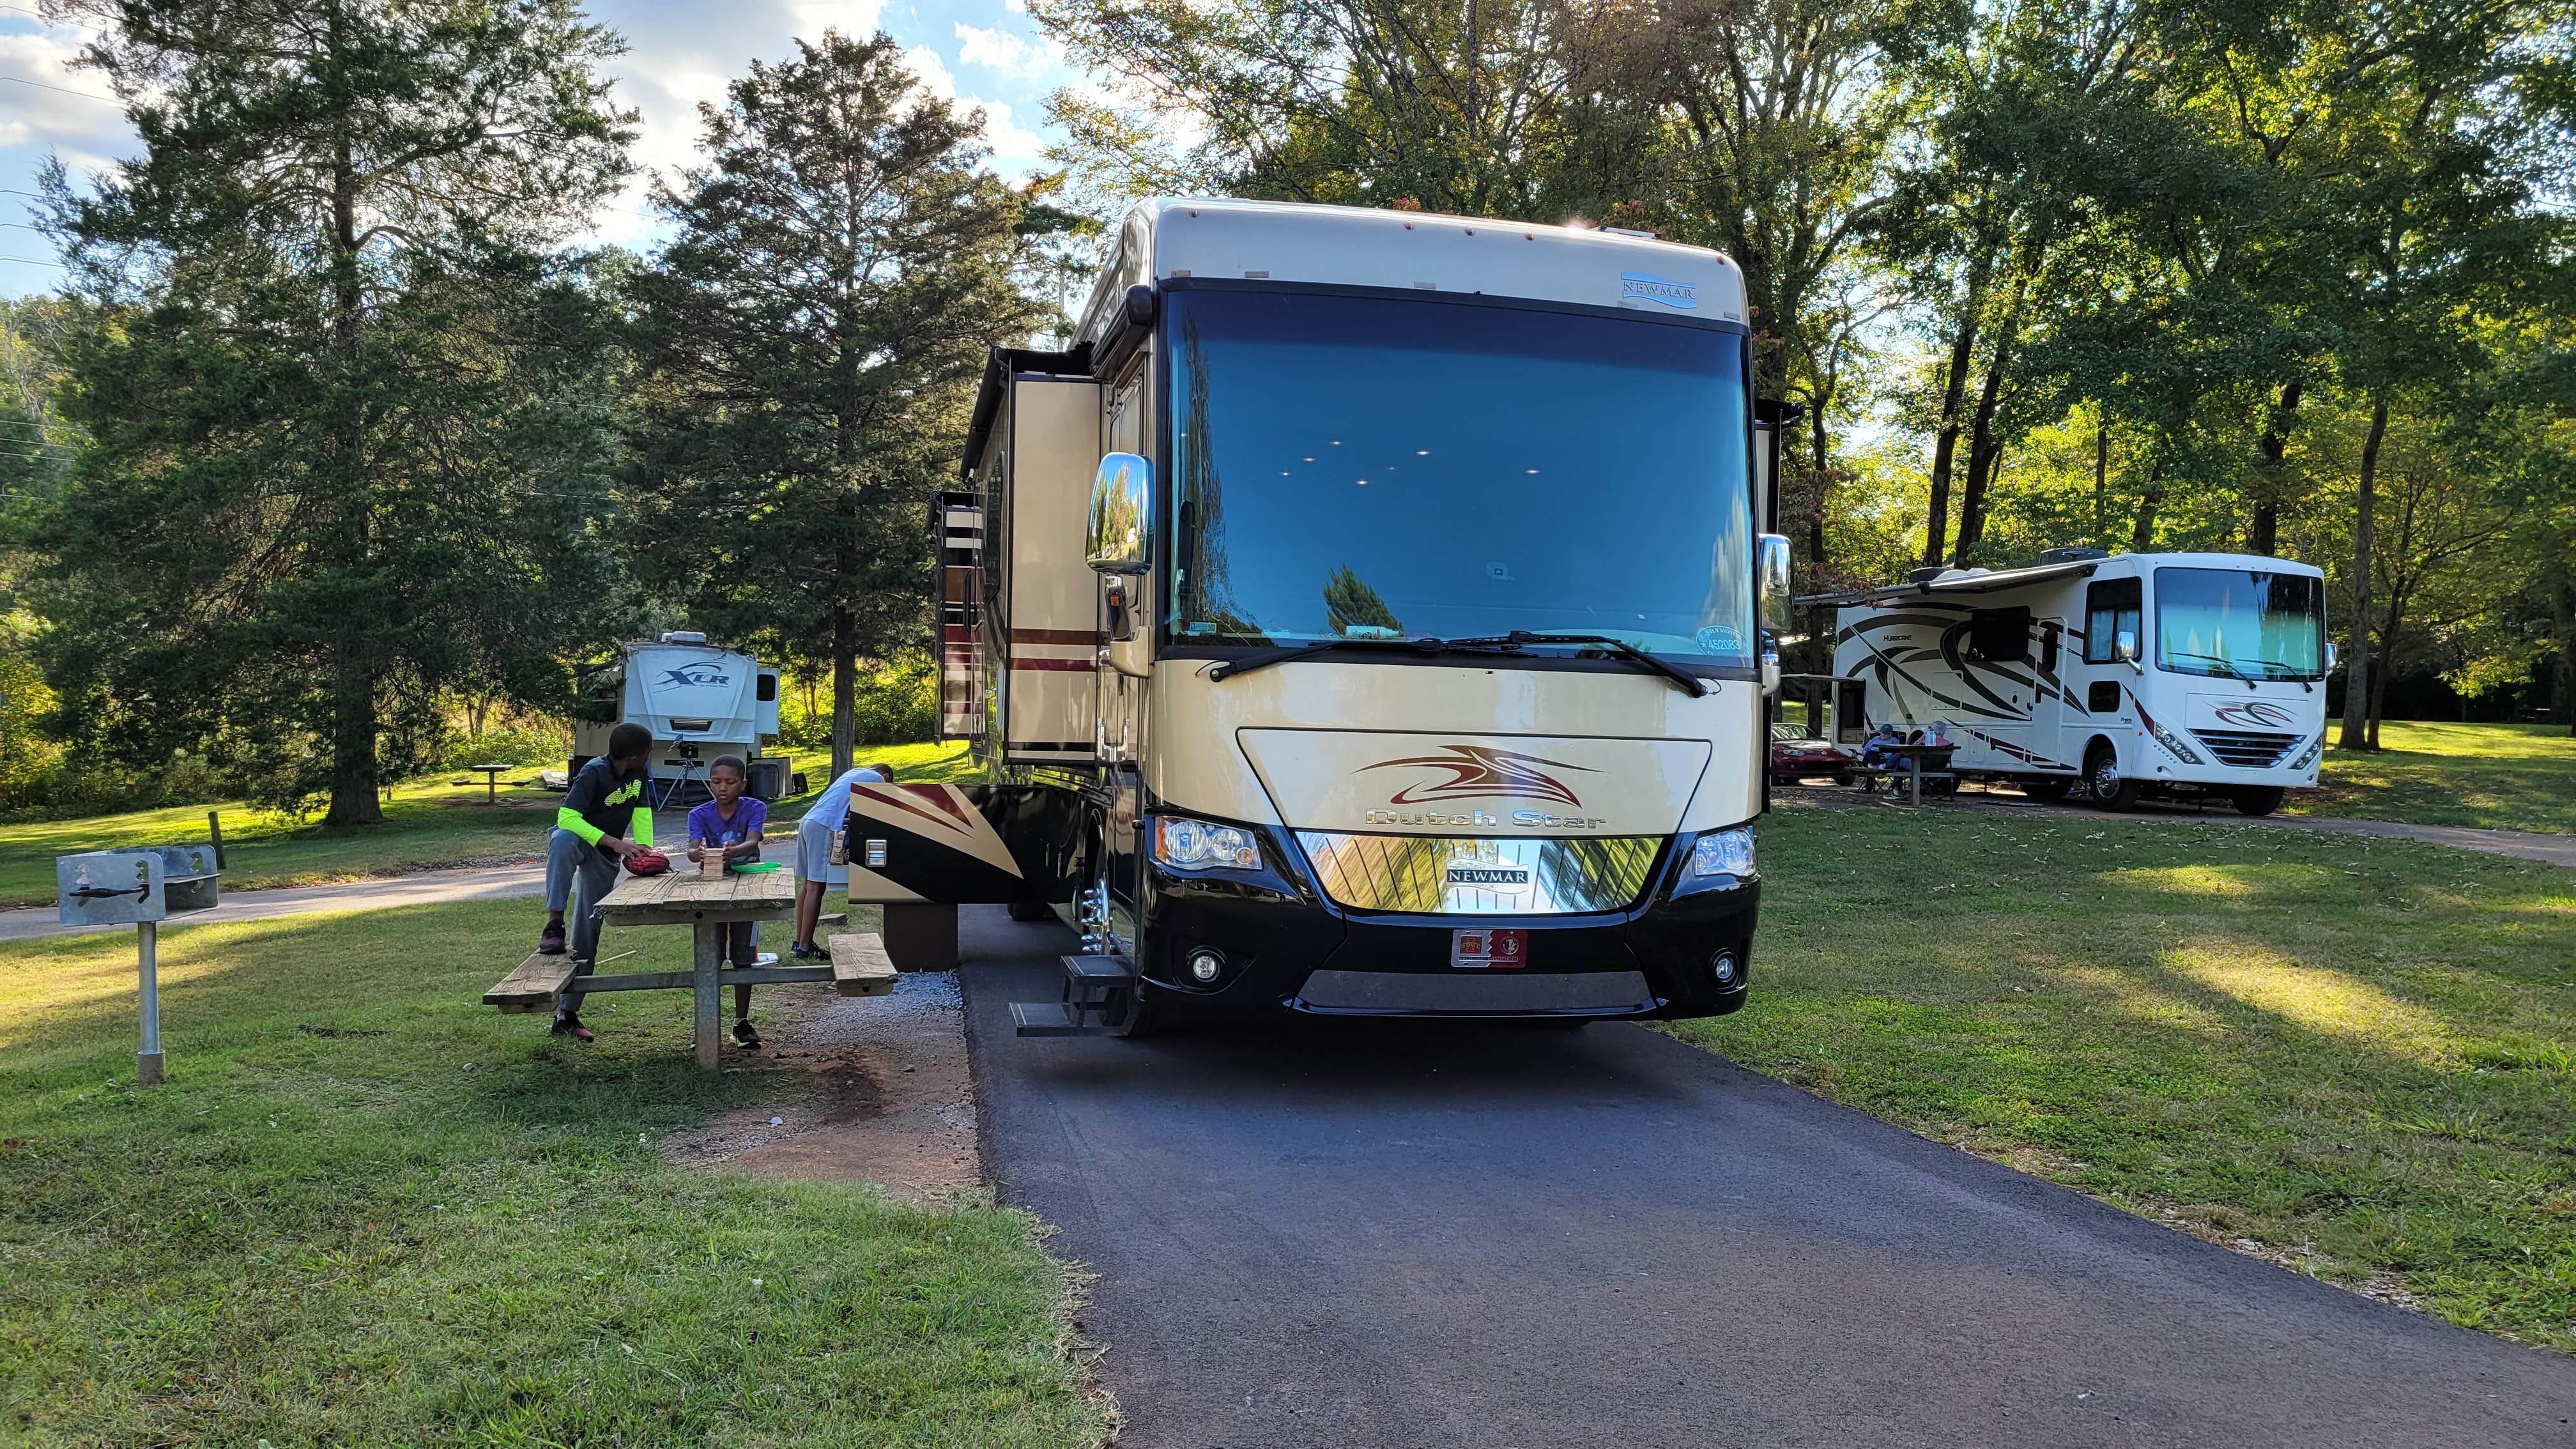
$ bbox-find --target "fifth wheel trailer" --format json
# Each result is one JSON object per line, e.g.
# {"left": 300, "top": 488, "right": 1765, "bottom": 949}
{"left": 1818, "top": 550, "right": 2333, "bottom": 815}
{"left": 845, "top": 197, "right": 1793, "bottom": 1035}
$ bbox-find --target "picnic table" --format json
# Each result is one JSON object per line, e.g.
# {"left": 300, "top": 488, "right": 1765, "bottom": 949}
{"left": 463, "top": 763, "right": 512, "bottom": 803}
{"left": 482, "top": 865, "right": 893, "bottom": 1071}
{"left": 1860, "top": 742, "right": 1959, "bottom": 807}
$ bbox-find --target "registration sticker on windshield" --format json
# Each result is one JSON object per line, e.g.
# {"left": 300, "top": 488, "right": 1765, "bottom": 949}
{"left": 1452, "top": 928, "right": 1527, "bottom": 969}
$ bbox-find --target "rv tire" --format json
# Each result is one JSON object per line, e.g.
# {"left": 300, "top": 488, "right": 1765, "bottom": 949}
{"left": 2230, "top": 786, "right": 2285, "bottom": 818}
{"left": 2083, "top": 744, "right": 2139, "bottom": 810}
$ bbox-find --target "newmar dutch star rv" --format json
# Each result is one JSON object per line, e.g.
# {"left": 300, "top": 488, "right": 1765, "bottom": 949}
{"left": 1822, "top": 550, "right": 2333, "bottom": 815}
{"left": 838, "top": 198, "right": 1793, "bottom": 1036}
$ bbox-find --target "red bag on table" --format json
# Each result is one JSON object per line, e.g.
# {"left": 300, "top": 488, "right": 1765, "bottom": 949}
{"left": 624, "top": 848, "right": 671, "bottom": 877}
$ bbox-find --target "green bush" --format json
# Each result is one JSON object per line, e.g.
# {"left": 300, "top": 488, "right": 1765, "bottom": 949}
{"left": 778, "top": 656, "right": 939, "bottom": 748}
{"left": 436, "top": 721, "right": 568, "bottom": 770}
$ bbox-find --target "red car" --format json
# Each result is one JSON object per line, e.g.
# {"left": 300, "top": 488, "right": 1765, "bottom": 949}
{"left": 1769, "top": 723, "right": 1853, "bottom": 786}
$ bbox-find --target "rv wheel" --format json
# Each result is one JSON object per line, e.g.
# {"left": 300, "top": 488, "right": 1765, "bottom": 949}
{"left": 2021, "top": 778, "right": 2074, "bottom": 802}
{"left": 2230, "top": 786, "right": 2285, "bottom": 818}
{"left": 2083, "top": 745, "right": 2140, "bottom": 810}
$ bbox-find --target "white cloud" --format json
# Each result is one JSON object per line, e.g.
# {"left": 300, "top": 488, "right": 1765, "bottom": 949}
{"left": 970, "top": 98, "right": 1048, "bottom": 167}
{"left": 785, "top": 0, "right": 888, "bottom": 44}
{"left": 902, "top": 43, "right": 956, "bottom": 100}
{"left": 954, "top": 22, "right": 1059, "bottom": 80}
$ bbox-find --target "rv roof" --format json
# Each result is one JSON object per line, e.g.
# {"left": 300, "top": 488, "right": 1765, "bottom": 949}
{"left": 1077, "top": 197, "right": 1749, "bottom": 342}
{"left": 1796, "top": 550, "right": 2329, "bottom": 609}
{"left": 1795, "top": 558, "right": 2101, "bottom": 608}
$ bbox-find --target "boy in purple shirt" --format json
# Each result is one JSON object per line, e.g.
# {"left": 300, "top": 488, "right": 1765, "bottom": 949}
{"left": 686, "top": 755, "right": 771, "bottom": 1047}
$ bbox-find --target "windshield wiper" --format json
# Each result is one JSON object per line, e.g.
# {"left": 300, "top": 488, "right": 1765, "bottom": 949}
{"left": 2165, "top": 650, "right": 2258, "bottom": 685}
{"left": 1205, "top": 634, "right": 1452, "bottom": 682}
{"left": 1445, "top": 631, "right": 1710, "bottom": 698}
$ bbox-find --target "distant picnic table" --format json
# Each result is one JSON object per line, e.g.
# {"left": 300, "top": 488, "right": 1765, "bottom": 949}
{"left": 463, "top": 763, "right": 512, "bottom": 803}
{"left": 483, "top": 864, "right": 891, "bottom": 1071}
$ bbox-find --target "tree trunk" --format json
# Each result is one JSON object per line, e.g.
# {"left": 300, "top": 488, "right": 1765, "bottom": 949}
{"left": 2246, "top": 380, "right": 2301, "bottom": 556}
{"left": 2130, "top": 459, "right": 2165, "bottom": 551}
{"left": 2370, "top": 593, "right": 2404, "bottom": 749}
{"left": 830, "top": 604, "right": 857, "bottom": 779}
{"left": 2337, "top": 397, "right": 2388, "bottom": 751}
{"left": 320, "top": 77, "right": 380, "bottom": 827}
{"left": 2554, "top": 556, "right": 2575, "bottom": 735}
{"left": 1951, "top": 342, "right": 2011, "bottom": 567}
{"left": 2092, "top": 419, "right": 2109, "bottom": 545}
{"left": 1806, "top": 399, "right": 1832, "bottom": 674}
{"left": 1922, "top": 314, "right": 1979, "bottom": 569}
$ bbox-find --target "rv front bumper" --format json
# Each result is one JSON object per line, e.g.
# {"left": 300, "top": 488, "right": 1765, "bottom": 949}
{"left": 1128, "top": 818, "right": 1759, "bottom": 1024}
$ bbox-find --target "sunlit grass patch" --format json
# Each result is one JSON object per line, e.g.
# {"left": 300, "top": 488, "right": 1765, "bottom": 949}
{"left": 2294, "top": 719, "right": 2576, "bottom": 835}
{"left": 1675, "top": 802, "right": 2576, "bottom": 1354}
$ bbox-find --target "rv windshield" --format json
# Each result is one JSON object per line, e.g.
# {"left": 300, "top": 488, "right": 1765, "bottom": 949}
{"left": 1163, "top": 289, "right": 1756, "bottom": 671}
{"left": 2153, "top": 567, "right": 2327, "bottom": 681}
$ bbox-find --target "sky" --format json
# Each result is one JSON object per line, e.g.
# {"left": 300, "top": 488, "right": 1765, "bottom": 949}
{"left": 0, "top": 0, "right": 1087, "bottom": 300}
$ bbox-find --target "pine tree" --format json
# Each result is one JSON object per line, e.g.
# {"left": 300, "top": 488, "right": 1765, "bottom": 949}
{"left": 34, "top": 0, "right": 636, "bottom": 821}
{"left": 622, "top": 31, "right": 1041, "bottom": 778}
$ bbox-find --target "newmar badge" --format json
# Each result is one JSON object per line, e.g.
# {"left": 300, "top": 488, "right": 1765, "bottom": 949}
{"left": 1619, "top": 273, "right": 1697, "bottom": 310}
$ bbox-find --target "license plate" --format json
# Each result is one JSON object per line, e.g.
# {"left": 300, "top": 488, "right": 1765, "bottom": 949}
{"left": 1451, "top": 928, "right": 1527, "bottom": 969}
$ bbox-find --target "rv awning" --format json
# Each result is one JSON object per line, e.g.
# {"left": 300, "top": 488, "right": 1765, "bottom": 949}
{"left": 1794, "top": 558, "right": 2099, "bottom": 609}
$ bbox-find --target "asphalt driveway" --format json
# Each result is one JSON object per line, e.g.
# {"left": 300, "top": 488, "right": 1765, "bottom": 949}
{"left": 956, "top": 908, "right": 2576, "bottom": 1448}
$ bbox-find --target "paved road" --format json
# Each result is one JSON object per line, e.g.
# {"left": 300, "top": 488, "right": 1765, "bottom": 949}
{"left": 1786, "top": 785, "right": 2576, "bottom": 868}
{"left": 957, "top": 908, "right": 2576, "bottom": 1448}
{"left": 0, "top": 859, "right": 546, "bottom": 942}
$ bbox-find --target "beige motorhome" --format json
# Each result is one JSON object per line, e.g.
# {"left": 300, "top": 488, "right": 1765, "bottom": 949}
{"left": 848, "top": 198, "right": 1790, "bottom": 1036}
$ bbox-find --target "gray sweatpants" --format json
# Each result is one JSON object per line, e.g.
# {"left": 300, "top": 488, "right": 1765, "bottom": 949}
{"left": 544, "top": 827, "right": 620, "bottom": 1012}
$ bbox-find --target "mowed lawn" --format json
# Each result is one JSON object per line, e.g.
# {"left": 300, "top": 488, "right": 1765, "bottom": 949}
{"left": 1673, "top": 802, "right": 2576, "bottom": 1354}
{"left": 2296, "top": 720, "right": 2576, "bottom": 835}
{"left": 0, "top": 898, "right": 1102, "bottom": 1446}
{"left": 0, "top": 740, "right": 977, "bottom": 908}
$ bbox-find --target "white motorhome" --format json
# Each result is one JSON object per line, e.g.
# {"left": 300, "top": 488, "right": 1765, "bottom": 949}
{"left": 843, "top": 197, "right": 1791, "bottom": 1036}
{"left": 1823, "top": 549, "right": 2333, "bottom": 815}
{"left": 572, "top": 633, "right": 786, "bottom": 804}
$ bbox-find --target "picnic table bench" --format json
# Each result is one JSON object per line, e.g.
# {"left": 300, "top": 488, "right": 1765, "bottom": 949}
{"left": 463, "top": 763, "right": 512, "bottom": 803}
{"left": 482, "top": 867, "right": 894, "bottom": 1071}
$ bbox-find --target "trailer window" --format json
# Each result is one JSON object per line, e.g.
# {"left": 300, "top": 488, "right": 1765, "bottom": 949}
{"left": 2082, "top": 580, "right": 2141, "bottom": 664}
{"left": 2039, "top": 621, "right": 2061, "bottom": 675}
{"left": 1162, "top": 289, "right": 1756, "bottom": 671}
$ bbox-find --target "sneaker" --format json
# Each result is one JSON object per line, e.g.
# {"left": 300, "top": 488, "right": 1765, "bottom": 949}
{"left": 550, "top": 1013, "right": 594, "bottom": 1043}
{"left": 788, "top": 942, "right": 822, "bottom": 962}
{"left": 732, "top": 1020, "right": 763, "bottom": 1048}
{"left": 537, "top": 922, "right": 567, "bottom": 955}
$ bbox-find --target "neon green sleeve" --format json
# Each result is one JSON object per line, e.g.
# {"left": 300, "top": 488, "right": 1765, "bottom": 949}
{"left": 556, "top": 806, "right": 603, "bottom": 845}
{"left": 631, "top": 809, "right": 654, "bottom": 848}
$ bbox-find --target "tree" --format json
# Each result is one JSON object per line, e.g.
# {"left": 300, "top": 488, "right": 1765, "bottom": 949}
{"left": 622, "top": 31, "right": 1041, "bottom": 778}
{"left": 33, "top": 0, "right": 634, "bottom": 822}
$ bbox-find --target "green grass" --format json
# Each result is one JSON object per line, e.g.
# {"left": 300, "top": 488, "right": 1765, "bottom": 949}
{"left": 2293, "top": 720, "right": 2576, "bottom": 836}
{"left": 0, "top": 898, "right": 1103, "bottom": 1445}
{"left": 1673, "top": 802, "right": 2576, "bottom": 1353}
{"left": 0, "top": 741, "right": 977, "bottom": 909}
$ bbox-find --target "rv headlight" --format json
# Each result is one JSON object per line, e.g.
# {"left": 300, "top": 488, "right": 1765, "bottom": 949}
{"left": 2288, "top": 735, "right": 2322, "bottom": 771}
{"left": 1689, "top": 828, "right": 1757, "bottom": 881}
{"left": 2144, "top": 717, "right": 2202, "bottom": 766}
{"left": 1153, "top": 816, "right": 1261, "bottom": 873}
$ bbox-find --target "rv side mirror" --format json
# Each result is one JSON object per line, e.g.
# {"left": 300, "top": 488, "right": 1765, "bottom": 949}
{"left": 2114, "top": 631, "right": 2139, "bottom": 663}
{"left": 1756, "top": 533, "right": 1793, "bottom": 633}
{"left": 2325, "top": 641, "right": 2338, "bottom": 673}
{"left": 1087, "top": 452, "right": 1152, "bottom": 574}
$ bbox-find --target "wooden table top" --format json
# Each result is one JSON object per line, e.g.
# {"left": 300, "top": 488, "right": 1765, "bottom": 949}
{"left": 597, "top": 865, "right": 797, "bottom": 921}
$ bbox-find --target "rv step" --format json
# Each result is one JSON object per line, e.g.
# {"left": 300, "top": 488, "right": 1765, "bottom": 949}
{"left": 1061, "top": 954, "right": 1135, "bottom": 985}
{"left": 1011, "top": 1000, "right": 1116, "bottom": 1037}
